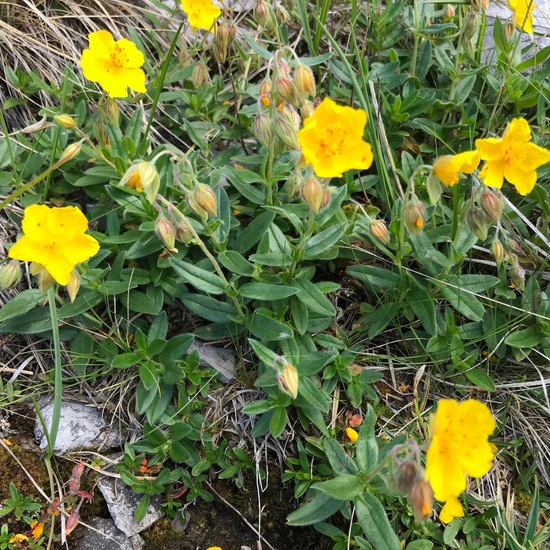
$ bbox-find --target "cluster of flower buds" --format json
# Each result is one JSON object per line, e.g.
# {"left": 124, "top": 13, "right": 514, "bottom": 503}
{"left": 212, "top": 22, "right": 237, "bottom": 63}
{"left": 491, "top": 234, "right": 527, "bottom": 290}
{"left": 300, "top": 176, "right": 331, "bottom": 213}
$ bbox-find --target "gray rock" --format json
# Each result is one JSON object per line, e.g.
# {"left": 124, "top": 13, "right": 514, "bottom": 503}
{"left": 190, "top": 340, "right": 237, "bottom": 382}
{"left": 34, "top": 402, "right": 125, "bottom": 454}
{"left": 77, "top": 517, "right": 138, "bottom": 550}
{"left": 97, "top": 477, "right": 163, "bottom": 537}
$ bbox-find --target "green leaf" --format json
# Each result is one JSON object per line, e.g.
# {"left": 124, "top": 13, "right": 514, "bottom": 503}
{"left": 112, "top": 352, "right": 142, "bottom": 369}
{"left": 405, "top": 541, "right": 434, "bottom": 550}
{"left": 291, "top": 278, "right": 335, "bottom": 317}
{"left": 313, "top": 474, "right": 364, "bottom": 500}
{"left": 239, "top": 282, "right": 298, "bottom": 301}
{"left": 269, "top": 406, "right": 288, "bottom": 437}
{"left": 139, "top": 361, "right": 159, "bottom": 390}
{"left": 347, "top": 265, "right": 400, "bottom": 290}
{"left": 356, "top": 404, "right": 379, "bottom": 472}
{"left": 0, "top": 289, "right": 43, "bottom": 322}
{"left": 242, "top": 400, "right": 274, "bottom": 415}
{"left": 246, "top": 310, "right": 293, "bottom": 341}
{"left": 218, "top": 251, "right": 255, "bottom": 276}
{"left": 233, "top": 210, "right": 276, "bottom": 254}
{"left": 408, "top": 285, "right": 437, "bottom": 336}
{"left": 180, "top": 294, "right": 237, "bottom": 323}
{"left": 464, "top": 368, "right": 496, "bottom": 392}
{"left": 223, "top": 166, "right": 266, "bottom": 204}
{"left": 290, "top": 296, "right": 309, "bottom": 336}
{"left": 355, "top": 494, "right": 401, "bottom": 550}
{"left": 454, "top": 274, "right": 499, "bottom": 293}
{"left": 323, "top": 438, "right": 358, "bottom": 475}
{"left": 303, "top": 224, "right": 345, "bottom": 259}
{"left": 120, "top": 290, "right": 163, "bottom": 315}
{"left": 440, "top": 286, "right": 485, "bottom": 322}
{"left": 158, "top": 333, "right": 194, "bottom": 362}
{"left": 171, "top": 259, "right": 225, "bottom": 295}
{"left": 248, "top": 338, "right": 279, "bottom": 367}
{"left": 298, "top": 376, "right": 331, "bottom": 411}
{"left": 505, "top": 327, "right": 541, "bottom": 348}
{"left": 135, "top": 495, "right": 150, "bottom": 522}
{"left": 287, "top": 491, "right": 342, "bottom": 526}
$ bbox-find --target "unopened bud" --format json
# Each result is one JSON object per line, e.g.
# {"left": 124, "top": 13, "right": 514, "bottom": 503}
{"left": 37, "top": 267, "right": 55, "bottom": 293}
{"left": 0, "top": 261, "right": 22, "bottom": 290}
{"left": 491, "top": 240, "right": 505, "bottom": 266}
{"left": 410, "top": 479, "right": 433, "bottom": 521}
{"left": 396, "top": 462, "right": 419, "bottom": 494}
{"left": 193, "top": 184, "right": 218, "bottom": 217}
{"left": 369, "top": 219, "right": 390, "bottom": 244}
{"left": 259, "top": 79, "right": 273, "bottom": 108}
{"left": 345, "top": 427, "right": 359, "bottom": 443}
{"left": 510, "top": 263, "right": 525, "bottom": 291}
{"left": 506, "top": 238, "right": 524, "bottom": 256}
{"left": 301, "top": 176, "right": 324, "bottom": 213}
{"left": 120, "top": 161, "right": 160, "bottom": 204}
{"left": 443, "top": 4, "right": 455, "bottom": 19}
{"left": 320, "top": 188, "right": 332, "bottom": 209}
{"left": 274, "top": 116, "right": 300, "bottom": 150}
{"left": 275, "top": 3, "right": 290, "bottom": 23}
{"left": 403, "top": 201, "right": 427, "bottom": 235}
{"left": 66, "top": 270, "right": 81, "bottom": 303}
{"left": 65, "top": 511, "right": 80, "bottom": 535}
{"left": 59, "top": 142, "right": 82, "bottom": 163}
{"left": 213, "top": 23, "right": 236, "bottom": 63}
{"left": 278, "top": 362, "right": 299, "bottom": 399}
{"left": 479, "top": 188, "right": 504, "bottom": 223}
{"left": 349, "top": 414, "right": 363, "bottom": 428}
{"left": 301, "top": 100, "right": 314, "bottom": 119}
{"left": 276, "top": 77, "right": 299, "bottom": 106}
{"left": 469, "top": 208, "right": 489, "bottom": 241}
{"left": 93, "top": 120, "right": 109, "bottom": 146}
{"left": 68, "top": 463, "right": 85, "bottom": 495}
{"left": 293, "top": 64, "right": 316, "bottom": 101}
{"left": 191, "top": 62, "right": 211, "bottom": 88}
{"left": 104, "top": 98, "right": 120, "bottom": 126}
{"left": 187, "top": 194, "right": 208, "bottom": 222}
{"left": 277, "top": 57, "right": 291, "bottom": 79}
{"left": 505, "top": 21, "right": 515, "bottom": 39}
{"left": 54, "top": 115, "right": 77, "bottom": 129}
{"left": 254, "top": 0, "right": 276, "bottom": 29}
{"left": 176, "top": 223, "right": 194, "bottom": 244}
{"left": 155, "top": 216, "right": 177, "bottom": 252}
{"left": 253, "top": 113, "right": 273, "bottom": 146}
{"left": 179, "top": 45, "right": 192, "bottom": 67}
{"left": 463, "top": 9, "right": 478, "bottom": 41}
{"left": 280, "top": 104, "right": 301, "bottom": 131}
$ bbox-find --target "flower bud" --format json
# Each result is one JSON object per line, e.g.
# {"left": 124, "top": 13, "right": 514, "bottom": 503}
{"left": 155, "top": 216, "right": 178, "bottom": 252}
{"left": 301, "top": 176, "right": 324, "bottom": 213}
{"left": 120, "top": 161, "right": 160, "bottom": 204}
{"left": 93, "top": 119, "right": 109, "bottom": 146}
{"left": 104, "top": 98, "right": 120, "bottom": 126}
{"left": 277, "top": 57, "right": 291, "bottom": 79}
{"left": 213, "top": 23, "right": 236, "bottom": 63}
{"left": 66, "top": 270, "right": 81, "bottom": 303}
{"left": 505, "top": 21, "right": 515, "bottom": 39}
{"left": 280, "top": 104, "right": 301, "bottom": 131}
{"left": 193, "top": 184, "right": 218, "bottom": 217}
{"left": 301, "top": 100, "right": 314, "bottom": 119}
{"left": 443, "top": 4, "right": 455, "bottom": 19}
{"left": 320, "top": 188, "right": 332, "bottom": 209}
{"left": 278, "top": 362, "right": 299, "bottom": 399}
{"left": 410, "top": 479, "right": 433, "bottom": 521}
{"left": 370, "top": 219, "right": 390, "bottom": 244}
{"left": 426, "top": 171, "right": 443, "bottom": 205}
{"left": 403, "top": 201, "right": 427, "bottom": 235}
{"left": 510, "top": 263, "right": 525, "bottom": 291}
{"left": 179, "top": 44, "right": 192, "bottom": 67}
{"left": 59, "top": 142, "right": 81, "bottom": 163}
{"left": 468, "top": 208, "right": 489, "bottom": 241}
{"left": 54, "top": 115, "right": 77, "bottom": 129}
{"left": 479, "top": 188, "right": 504, "bottom": 223}
{"left": 345, "top": 427, "right": 359, "bottom": 443}
{"left": 275, "top": 3, "right": 290, "bottom": 23}
{"left": 253, "top": 113, "right": 273, "bottom": 146}
{"left": 259, "top": 79, "right": 273, "bottom": 108}
{"left": 176, "top": 223, "right": 194, "bottom": 244}
{"left": 274, "top": 115, "right": 300, "bottom": 150}
{"left": 276, "top": 77, "right": 300, "bottom": 106}
{"left": 254, "top": 0, "right": 276, "bottom": 29}
{"left": 191, "top": 62, "right": 211, "bottom": 88}
{"left": 491, "top": 239, "right": 505, "bottom": 266}
{"left": 293, "top": 63, "right": 316, "bottom": 101}
{"left": 506, "top": 238, "right": 524, "bottom": 256}
{"left": 0, "top": 261, "right": 22, "bottom": 290}
{"left": 65, "top": 511, "right": 80, "bottom": 535}
{"left": 37, "top": 267, "right": 55, "bottom": 293}
{"left": 463, "top": 9, "right": 478, "bottom": 41}
{"left": 349, "top": 414, "right": 363, "bottom": 428}
{"left": 187, "top": 194, "right": 208, "bottom": 222}
{"left": 396, "top": 461, "right": 419, "bottom": 494}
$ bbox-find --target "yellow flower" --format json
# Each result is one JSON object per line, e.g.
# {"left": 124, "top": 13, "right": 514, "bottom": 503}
{"left": 9, "top": 534, "right": 28, "bottom": 544}
{"left": 298, "top": 97, "right": 373, "bottom": 178}
{"left": 207, "top": 547, "right": 223, "bottom": 550}
{"left": 476, "top": 118, "right": 550, "bottom": 196}
{"left": 425, "top": 399, "right": 496, "bottom": 523}
{"left": 508, "top": 0, "right": 535, "bottom": 33}
{"left": 432, "top": 150, "right": 480, "bottom": 187}
{"left": 345, "top": 427, "right": 359, "bottom": 443}
{"left": 181, "top": 0, "right": 221, "bottom": 32}
{"left": 80, "top": 30, "right": 146, "bottom": 98}
{"left": 8, "top": 205, "right": 100, "bottom": 286}
{"left": 30, "top": 521, "right": 44, "bottom": 541}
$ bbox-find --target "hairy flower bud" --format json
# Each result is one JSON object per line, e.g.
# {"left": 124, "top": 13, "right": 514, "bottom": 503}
{"left": 213, "top": 23, "right": 236, "bottom": 63}
{"left": 104, "top": 98, "right": 120, "bottom": 126}
{"left": 66, "top": 270, "right": 81, "bottom": 303}
{"left": 93, "top": 119, "right": 109, "bottom": 146}
{"left": 59, "top": 142, "right": 82, "bottom": 164}
{"left": 370, "top": 219, "right": 390, "bottom": 244}
{"left": 491, "top": 239, "right": 505, "bottom": 266}
{"left": 54, "top": 115, "right": 77, "bottom": 129}
{"left": 280, "top": 104, "right": 301, "bottom": 131}
{"left": 277, "top": 57, "right": 291, "bottom": 79}
{"left": 65, "top": 511, "right": 80, "bottom": 535}
{"left": 443, "top": 4, "right": 455, "bottom": 19}
{"left": 510, "top": 263, "right": 525, "bottom": 291}
{"left": 176, "top": 223, "right": 194, "bottom": 244}
{"left": 410, "top": 479, "right": 433, "bottom": 521}
{"left": 479, "top": 188, "right": 504, "bottom": 223}
{"left": 468, "top": 208, "right": 489, "bottom": 241}
{"left": 0, "top": 261, "right": 22, "bottom": 290}
{"left": 301, "top": 176, "right": 324, "bottom": 213}
{"left": 396, "top": 461, "right": 419, "bottom": 494}
{"left": 276, "top": 77, "right": 300, "bottom": 106}
{"left": 293, "top": 63, "right": 316, "bottom": 101}
{"left": 301, "top": 100, "right": 314, "bottom": 119}
{"left": 403, "top": 201, "right": 427, "bottom": 235}
{"left": 155, "top": 216, "right": 177, "bottom": 252}
{"left": 259, "top": 79, "right": 273, "bottom": 108}
{"left": 254, "top": 0, "right": 276, "bottom": 29}
{"left": 253, "top": 113, "right": 273, "bottom": 146}
{"left": 191, "top": 62, "right": 211, "bottom": 88}
{"left": 274, "top": 115, "right": 300, "bottom": 150}
{"left": 278, "top": 362, "right": 299, "bottom": 399}
{"left": 193, "top": 184, "right": 218, "bottom": 217}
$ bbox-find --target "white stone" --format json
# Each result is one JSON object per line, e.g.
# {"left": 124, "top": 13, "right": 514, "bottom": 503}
{"left": 190, "top": 340, "right": 237, "bottom": 382}
{"left": 76, "top": 517, "right": 138, "bottom": 550}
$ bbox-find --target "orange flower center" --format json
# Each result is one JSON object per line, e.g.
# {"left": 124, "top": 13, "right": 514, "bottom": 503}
{"left": 319, "top": 125, "right": 345, "bottom": 159}
{"left": 503, "top": 142, "right": 526, "bottom": 166}
{"left": 110, "top": 44, "right": 130, "bottom": 68}
{"left": 127, "top": 171, "right": 143, "bottom": 191}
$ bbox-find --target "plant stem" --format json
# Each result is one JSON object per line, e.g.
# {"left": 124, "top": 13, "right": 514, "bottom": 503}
{"left": 46, "top": 286, "right": 62, "bottom": 460}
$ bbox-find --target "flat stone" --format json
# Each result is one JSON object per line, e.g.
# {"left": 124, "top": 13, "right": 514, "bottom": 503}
{"left": 76, "top": 517, "right": 138, "bottom": 550}
{"left": 97, "top": 477, "right": 163, "bottom": 537}
{"left": 34, "top": 401, "right": 125, "bottom": 454}
{"left": 190, "top": 340, "right": 237, "bottom": 382}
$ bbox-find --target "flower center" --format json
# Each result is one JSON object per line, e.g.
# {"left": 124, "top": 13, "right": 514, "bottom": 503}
{"left": 504, "top": 142, "right": 526, "bottom": 166}
{"left": 110, "top": 44, "right": 130, "bottom": 68}
{"left": 318, "top": 124, "right": 345, "bottom": 159}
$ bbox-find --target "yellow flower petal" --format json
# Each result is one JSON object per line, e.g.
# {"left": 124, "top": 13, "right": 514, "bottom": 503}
{"left": 479, "top": 160, "right": 505, "bottom": 189}
{"left": 503, "top": 117, "right": 532, "bottom": 143}
{"left": 345, "top": 427, "right": 359, "bottom": 442}
{"left": 454, "top": 150, "right": 480, "bottom": 173}
{"left": 439, "top": 496, "right": 464, "bottom": 523}
{"left": 508, "top": 0, "right": 535, "bottom": 33}
{"left": 181, "top": 0, "right": 221, "bottom": 31}
{"left": 475, "top": 137, "right": 504, "bottom": 162}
